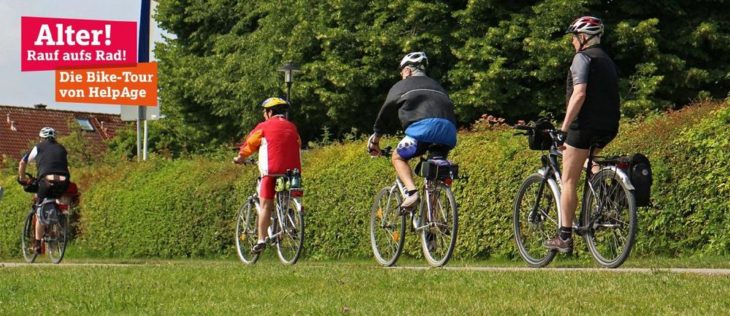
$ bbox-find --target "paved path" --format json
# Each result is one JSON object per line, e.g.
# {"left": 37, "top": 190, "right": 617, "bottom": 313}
{"left": 2, "top": 262, "right": 729, "bottom": 275}
{"left": 0, "top": 262, "right": 144, "bottom": 268}
{"left": 389, "top": 266, "right": 730, "bottom": 275}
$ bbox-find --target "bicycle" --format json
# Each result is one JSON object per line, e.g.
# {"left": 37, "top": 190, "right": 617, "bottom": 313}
{"left": 19, "top": 174, "right": 78, "bottom": 264}
{"left": 369, "top": 146, "right": 460, "bottom": 267}
{"left": 513, "top": 119, "right": 637, "bottom": 268}
{"left": 234, "top": 160, "right": 304, "bottom": 265}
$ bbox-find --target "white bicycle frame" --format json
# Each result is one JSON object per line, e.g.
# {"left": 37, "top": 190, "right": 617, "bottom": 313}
{"left": 253, "top": 173, "right": 301, "bottom": 244}
{"left": 391, "top": 175, "right": 440, "bottom": 232}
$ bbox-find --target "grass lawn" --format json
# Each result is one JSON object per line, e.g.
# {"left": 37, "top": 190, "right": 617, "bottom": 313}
{"left": 1, "top": 255, "right": 729, "bottom": 314}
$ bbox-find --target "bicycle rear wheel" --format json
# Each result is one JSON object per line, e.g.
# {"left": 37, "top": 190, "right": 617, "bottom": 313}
{"left": 46, "top": 214, "right": 68, "bottom": 264}
{"left": 235, "top": 197, "right": 260, "bottom": 264}
{"left": 370, "top": 186, "right": 406, "bottom": 266}
{"left": 276, "top": 196, "right": 304, "bottom": 264}
{"left": 583, "top": 168, "right": 637, "bottom": 268}
{"left": 514, "top": 173, "right": 559, "bottom": 267}
{"left": 21, "top": 210, "right": 38, "bottom": 264}
{"left": 421, "top": 183, "right": 458, "bottom": 267}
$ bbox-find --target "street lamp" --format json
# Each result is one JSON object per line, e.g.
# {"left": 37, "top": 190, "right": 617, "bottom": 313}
{"left": 278, "top": 62, "right": 300, "bottom": 104}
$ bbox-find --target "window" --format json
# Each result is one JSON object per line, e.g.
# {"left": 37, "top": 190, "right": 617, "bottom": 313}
{"left": 76, "top": 118, "right": 95, "bottom": 131}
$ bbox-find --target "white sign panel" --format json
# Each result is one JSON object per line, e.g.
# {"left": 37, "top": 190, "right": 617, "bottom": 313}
{"left": 120, "top": 105, "right": 161, "bottom": 121}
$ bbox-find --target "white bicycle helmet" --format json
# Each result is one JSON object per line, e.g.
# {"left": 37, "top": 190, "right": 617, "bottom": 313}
{"left": 566, "top": 16, "right": 604, "bottom": 36}
{"left": 399, "top": 52, "right": 428, "bottom": 70}
{"left": 39, "top": 127, "right": 56, "bottom": 139}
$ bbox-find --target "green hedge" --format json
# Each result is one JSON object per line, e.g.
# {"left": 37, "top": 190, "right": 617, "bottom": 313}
{"left": 1, "top": 102, "right": 728, "bottom": 259}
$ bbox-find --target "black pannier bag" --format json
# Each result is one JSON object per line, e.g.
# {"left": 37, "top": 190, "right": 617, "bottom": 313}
{"left": 528, "top": 119, "right": 555, "bottom": 150}
{"left": 629, "top": 153, "right": 652, "bottom": 207}
{"left": 417, "top": 159, "right": 459, "bottom": 180}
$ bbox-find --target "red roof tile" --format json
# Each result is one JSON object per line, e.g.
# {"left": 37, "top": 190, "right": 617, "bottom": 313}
{"left": 0, "top": 105, "right": 127, "bottom": 161}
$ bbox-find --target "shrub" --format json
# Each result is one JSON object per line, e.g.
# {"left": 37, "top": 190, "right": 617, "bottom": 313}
{"left": 1, "top": 102, "right": 727, "bottom": 259}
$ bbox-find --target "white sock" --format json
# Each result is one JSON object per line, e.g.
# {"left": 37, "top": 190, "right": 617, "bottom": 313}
{"left": 257, "top": 239, "right": 265, "bottom": 244}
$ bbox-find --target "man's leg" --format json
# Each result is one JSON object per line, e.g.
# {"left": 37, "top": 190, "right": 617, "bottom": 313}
{"left": 392, "top": 151, "right": 416, "bottom": 191}
{"left": 393, "top": 136, "right": 421, "bottom": 208}
{"left": 544, "top": 144, "right": 589, "bottom": 252}
{"left": 33, "top": 179, "right": 52, "bottom": 253}
{"left": 253, "top": 176, "right": 276, "bottom": 253}
{"left": 257, "top": 199, "right": 274, "bottom": 242}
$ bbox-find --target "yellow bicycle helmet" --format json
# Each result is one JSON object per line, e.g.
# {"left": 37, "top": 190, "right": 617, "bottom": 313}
{"left": 261, "top": 97, "right": 289, "bottom": 109}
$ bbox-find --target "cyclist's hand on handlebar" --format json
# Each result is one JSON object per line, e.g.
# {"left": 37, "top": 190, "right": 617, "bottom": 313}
{"left": 17, "top": 176, "right": 31, "bottom": 185}
{"left": 555, "top": 130, "right": 567, "bottom": 150}
{"left": 232, "top": 156, "right": 246, "bottom": 165}
{"left": 367, "top": 134, "right": 381, "bottom": 157}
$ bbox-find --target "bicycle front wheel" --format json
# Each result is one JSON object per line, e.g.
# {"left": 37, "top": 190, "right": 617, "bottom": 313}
{"left": 276, "top": 197, "right": 304, "bottom": 264}
{"left": 420, "top": 183, "right": 458, "bottom": 267}
{"left": 235, "top": 197, "right": 260, "bottom": 265}
{"left": 514, "top": 173, "right": 559, "bottom": 268}
{"left": 370, "top": 186, "right": 406, "bottom": 266}
{"left": 583, "top": 168, "right": 638, "bottom": 268}
{"left": 46, "top": 214, "right": 68, "bottom": 264}
{"left": 21, "top": 210, "right": 38, "bottom": 263}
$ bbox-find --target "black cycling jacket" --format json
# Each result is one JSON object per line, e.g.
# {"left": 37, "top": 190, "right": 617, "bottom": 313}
{"left": 373, "top": 75, "right": 457, "bottom": 135}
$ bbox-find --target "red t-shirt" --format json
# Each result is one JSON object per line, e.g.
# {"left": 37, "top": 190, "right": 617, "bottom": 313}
{"left": 239, "top": 116, "right": 302, "bottom": 175}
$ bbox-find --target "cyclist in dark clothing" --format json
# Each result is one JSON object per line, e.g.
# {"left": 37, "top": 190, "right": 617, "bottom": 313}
{"left": 544, "top": 16, "right": 621, "bottom": 252}
{"left": 368, "top": 52, "right": 458, "bottom": 208}
{"left": 18, "top": 127, "right": 71, "bottom": 254}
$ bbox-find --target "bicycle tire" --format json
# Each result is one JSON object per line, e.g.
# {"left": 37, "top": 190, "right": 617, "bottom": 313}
{"left": 276, "top": 196, "right": 304, "bottom": 264}
{"left": 370, "top": 186, "right": 406, "bottom": 266}
{"left": 21, "top": 210, "right": 38, "bottom": 264}
{"left": 582, "top": 168, "right": 637, "bottom": 268}
{"left": 235, "top": 197, "right": 260, "bottom": 265}
{"left": 46, "top": 213, "right": 68, "bottom": 264}
{"left": 420, "top": 183, "right": 458, "bottom": 267}
{"left": 513, "top": 173, "right": 559, "bottom": 268}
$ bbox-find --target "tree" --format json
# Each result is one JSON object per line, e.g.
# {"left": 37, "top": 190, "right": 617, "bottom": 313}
{"left": 153, "top": 0, "right": 730, "bottom": 154}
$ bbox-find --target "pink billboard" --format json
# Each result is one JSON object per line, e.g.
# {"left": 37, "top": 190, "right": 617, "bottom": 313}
{"left": 21, "top": 16, "right": 137, "bottom": 71}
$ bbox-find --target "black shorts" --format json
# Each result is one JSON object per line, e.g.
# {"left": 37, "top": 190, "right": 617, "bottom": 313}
{"left": 565, "top": 128, "right": 617, "bottom": 150}
{"left": 37, "top": 178, "right": 70, "bottom": 202}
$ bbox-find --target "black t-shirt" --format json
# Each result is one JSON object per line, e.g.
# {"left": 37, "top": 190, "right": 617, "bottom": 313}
{"left": 22, "top": 140, "right": 70, "bottom": 178}
{"left": 565, "top": 45, "right": 621, "bottom": 132}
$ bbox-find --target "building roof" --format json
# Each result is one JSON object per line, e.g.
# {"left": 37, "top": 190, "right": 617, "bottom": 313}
{"left": 0, "top": 104, "right": 127, "bottom": 161}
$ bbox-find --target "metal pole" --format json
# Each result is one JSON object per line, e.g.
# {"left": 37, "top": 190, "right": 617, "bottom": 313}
{"left": 136, "top": 111, "right": 142, "bottom": 161}
{"left": 143, "top": 120, "right": 148, "bottom": 160}
{"left": 138, "top": 0, "right": 151, "bottom": 161}
{"left": 286, "top": 82, "right": 292, "bottom": 104}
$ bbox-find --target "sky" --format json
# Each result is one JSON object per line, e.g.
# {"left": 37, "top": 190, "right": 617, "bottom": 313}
{"left": 0, "top": 0, "right": 165, "bottom": 114}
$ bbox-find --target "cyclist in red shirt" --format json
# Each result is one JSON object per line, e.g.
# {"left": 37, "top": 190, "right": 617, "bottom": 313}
{"left": 233, "top": 97, "right": 302, "bottom": 253}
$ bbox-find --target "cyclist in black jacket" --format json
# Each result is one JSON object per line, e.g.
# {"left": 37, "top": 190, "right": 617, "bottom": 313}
{"left": 544, "top": 16, "right": 621, "bottom": 253}
{"left": 367, "top": 52, "right": 457, "bottom": 208}
{"left": 18, "top": 127, "right": 71, "bottom": 254}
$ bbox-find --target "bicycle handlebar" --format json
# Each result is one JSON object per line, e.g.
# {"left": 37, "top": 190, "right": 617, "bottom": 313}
{"left": 17, "top": 173, "right": 36, "bottom": 186}
{"left": 380, "top": 146, "right": 393, "bottom": 157}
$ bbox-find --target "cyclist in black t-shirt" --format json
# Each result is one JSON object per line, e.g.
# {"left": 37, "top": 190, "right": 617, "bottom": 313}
{"left": 18, "top": 127, "right": 71, "bottom": 254}
{"left": 544, "top": 16, "right": 621, "bottom": 252}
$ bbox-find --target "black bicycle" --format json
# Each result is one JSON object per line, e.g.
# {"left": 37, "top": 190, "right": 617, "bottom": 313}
{"left": 234, "top": 162, "right": 304, "bottom": 265}
{"left": 19, "top": 174, "right": 76, "bottom": 264}
{"left": 513, "top": 120, "right": 637, "bottom": 268}
{"left": 370, "top": 146, "right": 460, "bottom": 267}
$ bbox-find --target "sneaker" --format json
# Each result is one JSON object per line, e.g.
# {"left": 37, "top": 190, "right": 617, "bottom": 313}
{"left": 401, "top": 191, "right": 419, "bottom": 209}
{"left": 252, "top": 241, "right": 266, "bottom": 254}
{"left": 543, "top": 236, "right": 573, "bottom": 253}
